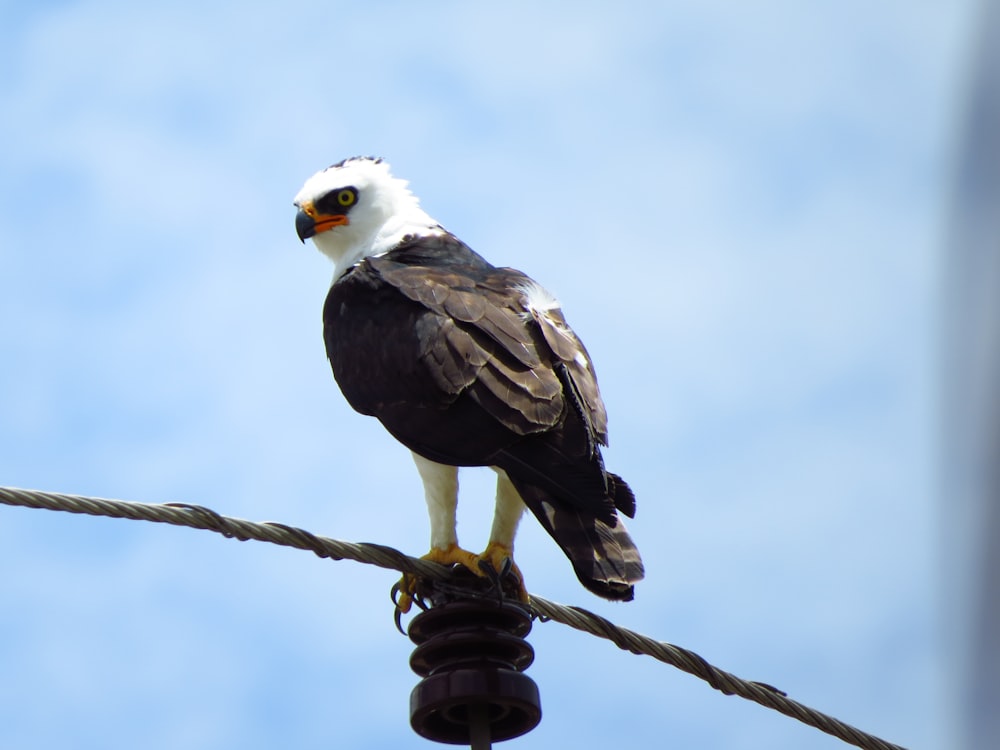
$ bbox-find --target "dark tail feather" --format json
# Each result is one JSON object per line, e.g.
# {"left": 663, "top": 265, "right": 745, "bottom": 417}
{"left": 510, "top": 479, "right": 644, "bottom": 601}
{"left": 608, "top": 472, "right": 636, "bottom": 518}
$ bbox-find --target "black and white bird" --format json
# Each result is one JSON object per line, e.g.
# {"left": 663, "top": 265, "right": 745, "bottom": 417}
{"left": 294, "top": 157, "right": 643, "bottom": 603}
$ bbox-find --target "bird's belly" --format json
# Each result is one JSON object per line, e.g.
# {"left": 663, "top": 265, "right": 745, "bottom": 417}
{"left": 374, "top": 393, "right": 522, "bottom": 467}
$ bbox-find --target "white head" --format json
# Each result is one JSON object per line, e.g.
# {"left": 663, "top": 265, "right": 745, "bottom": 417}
{"left": 294, "top": 157, "right": 442, "bottom": 280}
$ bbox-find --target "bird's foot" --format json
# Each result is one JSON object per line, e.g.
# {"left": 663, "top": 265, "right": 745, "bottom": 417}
{"left": 476, "top": 541, "right": 529, "bottom": 604}
{"left": 426, "top": 543, "right": 483, "bottom": 571}
{"left": 392, "top": 544, "right": 483, "bottom": 615}
{"left": 391, "top": 543, "right": 527, "bottom": 631}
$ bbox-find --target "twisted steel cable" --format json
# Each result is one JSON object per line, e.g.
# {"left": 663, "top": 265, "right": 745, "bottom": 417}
{"left": 0, "top": 485, "right": 906, "bottom": 750}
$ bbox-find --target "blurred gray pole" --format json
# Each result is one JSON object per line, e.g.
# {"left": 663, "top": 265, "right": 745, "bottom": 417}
{"left": 945, "top": 1, "right": 1000, "bottom": 748}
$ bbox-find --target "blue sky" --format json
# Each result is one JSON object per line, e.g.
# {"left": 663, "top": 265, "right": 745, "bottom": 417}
{"left": 0, "top": 2, "right": 977, "bottom": 748}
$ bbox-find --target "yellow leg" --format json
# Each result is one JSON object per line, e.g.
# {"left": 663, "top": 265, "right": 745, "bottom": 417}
{"left": 424, "top": 543, "right": 483, "bottom": 571}
{"left": 477, "top": 541, "right": 528, "bottom": 603}
{"left": 394, "top": 543, "right": 486, "bottom": 613}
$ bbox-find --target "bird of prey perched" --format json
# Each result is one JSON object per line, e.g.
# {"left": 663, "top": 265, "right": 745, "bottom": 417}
{"left": 294, "top": 157, "right": 643, "bottom": 605}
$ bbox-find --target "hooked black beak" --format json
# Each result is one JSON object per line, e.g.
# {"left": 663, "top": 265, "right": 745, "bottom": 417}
{"left": 295, "top": 208, "right": 316, "bottom": 243}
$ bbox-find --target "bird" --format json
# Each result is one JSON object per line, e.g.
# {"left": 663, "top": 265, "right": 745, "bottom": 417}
{"left": 293, "top": 156, "right": 643, "bottom": 606}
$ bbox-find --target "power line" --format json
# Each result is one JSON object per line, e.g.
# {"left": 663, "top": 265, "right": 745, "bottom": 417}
{"left": 0, "top": 485, "right": 906, "bottom": 750}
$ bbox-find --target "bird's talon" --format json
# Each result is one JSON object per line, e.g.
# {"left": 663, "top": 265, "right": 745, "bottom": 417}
{"left": 393, "top": 545, "right": 529, "bottom": 621}
{"left": 476, "top": 543, "right": 529, "bottom": 603}
{"left": 393, "top": 602, "right": 406, "bottom": 635}
{"left": 391, "top": 574, "right": 423, "bottom": 615}
{"left": 478, "top": 557, "right": 499, "bottom": 578}
{"left": 392, "top": 545, "right": 482, "bottom": 625}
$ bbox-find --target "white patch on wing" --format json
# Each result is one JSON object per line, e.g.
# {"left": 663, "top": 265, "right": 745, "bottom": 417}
{"left": 516, "top": 280, "right": 561, "bottom": 315}
{"left": 516, "top": 280, "right": 590, "bottom": 369}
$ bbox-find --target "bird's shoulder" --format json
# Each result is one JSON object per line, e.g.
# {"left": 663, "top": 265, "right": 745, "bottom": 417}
{"left": 366, "top": 233, "right": 529, "bottom": 302}
{"left": 351, "top": 233, "right": 538, "bottom": 359}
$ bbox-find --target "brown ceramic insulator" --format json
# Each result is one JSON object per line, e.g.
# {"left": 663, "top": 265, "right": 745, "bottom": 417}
{"left": 408, "top": 598, "right": 542, "bottom": 745}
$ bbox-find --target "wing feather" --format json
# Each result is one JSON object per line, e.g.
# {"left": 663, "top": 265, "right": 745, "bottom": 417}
{"left": 475, "top": 359, "right": 563, "bottom": 431}
{"left": 417, "top": 316, "right": 474, "bottom": 394}
{"left": 442, "top": 287, "right": 489, "bottom": 324}
{"left": 366, "top": 254, "right": 562, "bottom": 435}
{"left": 522, "top": 296, "right": 610, "bottom": 444}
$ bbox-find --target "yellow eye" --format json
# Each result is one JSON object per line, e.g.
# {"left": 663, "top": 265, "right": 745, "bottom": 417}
{"left": 337, "top": 188, "right": 357, "bottom": 207}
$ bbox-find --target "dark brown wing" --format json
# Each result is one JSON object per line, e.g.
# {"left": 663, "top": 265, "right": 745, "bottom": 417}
{"left": 518, "top": 290, "right": 609, "bottom": 444}
{"left": 323, "top": 234, "right": 642, "bottom": 598}
{"left": 368, "top": 254, "right": 566, "bottom": 435}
